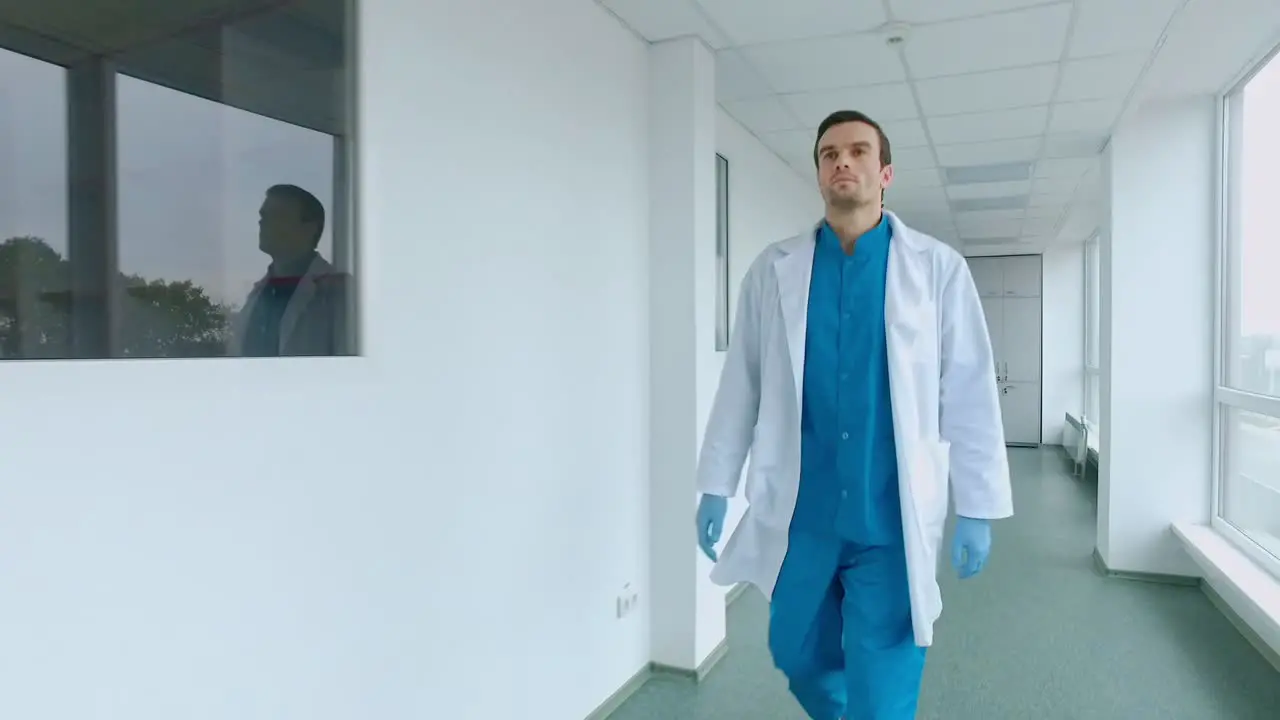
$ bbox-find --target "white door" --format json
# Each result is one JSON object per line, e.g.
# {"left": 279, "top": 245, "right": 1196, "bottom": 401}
{"left": 966, "top": 255, "right": 1043, "bottom": 446}
{"left": 1001, "top": 255, "right": 1041, "bottom": 298}
{"left": 999, "top": 287, "right": 1042, "bottom": 445}
{"left": 1002, "top": 297, "right": 1041, "bottom": 383}
{"left": 968, "top": 257, "right": 1004, "bottom": 297}
{"left": 1000, "top": 382, "right": 1042, "bottom": 445}
{"left": 980, "top": 296, "right": 1004, "bottom": 382}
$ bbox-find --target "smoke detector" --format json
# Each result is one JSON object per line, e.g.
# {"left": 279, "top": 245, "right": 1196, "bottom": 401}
{"left": 879, "top": 22, "right": 912, "bottom": 46}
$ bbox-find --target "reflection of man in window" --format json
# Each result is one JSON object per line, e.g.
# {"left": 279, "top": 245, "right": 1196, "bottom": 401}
{"left": 231, "top": 184, "right": 350, "bottom": 356}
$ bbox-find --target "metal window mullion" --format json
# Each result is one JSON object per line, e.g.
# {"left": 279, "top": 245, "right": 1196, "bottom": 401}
{"left": 66, "top": 56, "right": 119, "bottom": 359}
{"left": 1216, "top": 385, "right": 1280, "bottom": 418}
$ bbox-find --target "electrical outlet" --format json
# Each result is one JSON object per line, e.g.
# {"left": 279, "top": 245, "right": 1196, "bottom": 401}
{"left": 616, "top": 584, "right": 640, "bottom": 619}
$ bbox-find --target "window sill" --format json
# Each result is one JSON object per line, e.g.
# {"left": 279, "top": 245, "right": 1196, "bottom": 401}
{"left": 1172, "top": 523, "right": 1280, "bottom": 665}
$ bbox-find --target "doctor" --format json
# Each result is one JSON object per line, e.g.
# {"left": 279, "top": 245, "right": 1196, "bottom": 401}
{"left": 694, "top": 110, "right": 1012, "bottom": 720}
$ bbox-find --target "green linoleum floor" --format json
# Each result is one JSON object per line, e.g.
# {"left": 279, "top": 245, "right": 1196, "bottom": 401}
{"left": 607, "top": 447, "right": 1280, "bottom": 720}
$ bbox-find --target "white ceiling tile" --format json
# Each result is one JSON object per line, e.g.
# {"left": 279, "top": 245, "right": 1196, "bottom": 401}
{"left": 741, "top": 34, "right": 906, "bottom": 94}
{"left": 913, "top": 64, "right": 1058, "bottom": 115}
{"left": 715, "top": 50, "right": 774, "bottom": 100}
{"left": 1138, "top": 0, "right": 1280, "bottom": 99}
{"left": 882, "top": 118, "right": 929, "bottom": 148}
{"left": 899, "top": 210, "right": 956, "bottom": 233}
{"left": 1049, "top": 99, "right": 1123, "bottom": 133}
{"left": 927, "top": 106, "right": 1048, "bottom": 145}
{"left": 1056, "top": 53, "right": 1148, "bottom": 102}
{"left": 888, "top": 0, "right": 1056, "bottom": 23}
{"left": 934, "top": 137, "right": 1043, "bottom": 166}
{"left": 958, "top": 218, "right": 1025, "bottom": 239}
{"left": 761, "top": 129, "right": 814, "bottom": 159}
{"left": 699, "top": 0, "right": 888, "bottom": 46}
{"left": 782, "top": 82, "right": 918, "bottom": 127}
{"left": 1025, "top": 204, "right": 1064, "bottom": 219}
{"left": 886, "top": 185, "right": 948, "bottom": 205}
{"left": 1022, "top": 216, "right": 1062, "bottom": 235}
{"left": 1042, "top": 132, "right": 1106, "bottom": 158}
{"left": 1036, "top": 157, "right": 1095, "bottom": 179}
{"left": 721, "top": 97, "right": 803, "bottom": 134}
{"left": 887, "top": 197, "right": 951, "bottom": 214}
{"left": 891, "top": 145, "right": 936, "bottom": 170}
{"left": 891, "top": 167, "right": 944, "bottom": 187}
{"left": 602, "top": 0, "right": 731, "bottom": 47}
{"left": 903, "top": 3, "right": 1072, "bottom": 78}
{"left": 947, "top": 180, "right": 1033, "bottom": 200}
{"left": 954, "top": 209, "right": 1027, "bottom": 225}
{"left": 1068, "top": 0, "right": 1182, "bottom": 59}
{"left": 1029, "top": 191, "right": 1073, "bottom": 207}
{"left": 1031, "top": 175, "right": 1080, "bottom": 195}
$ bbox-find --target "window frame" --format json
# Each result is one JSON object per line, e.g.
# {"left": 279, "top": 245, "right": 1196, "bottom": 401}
{"left": 1214, "top": 40, "right": 1280, "bottom": 580}
{"left": 1083, "top": 233, "right": 1101, "bottom": 427}
{"left": 0, "top": 0, "right": 360, "bottom": 359}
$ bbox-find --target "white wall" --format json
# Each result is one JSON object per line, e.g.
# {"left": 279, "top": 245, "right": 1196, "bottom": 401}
{"left": 710, "top": 110, "right": 822, "bottom": 594}
{"left": 0, "top": 2, "right": 654, "bottom": 720}
{"left": 1099, "top": 96, "right": 1216, "bottom": 576}
{"left": 1041, "top": 244, "right": 1085, "bottom": 445}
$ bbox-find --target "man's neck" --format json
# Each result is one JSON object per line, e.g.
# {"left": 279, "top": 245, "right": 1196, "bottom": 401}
{"left": 825, "top": 205, "right": 882, "bottom": 253}
{"left": 269, "top": 252, "right": 315, "bottom": 278}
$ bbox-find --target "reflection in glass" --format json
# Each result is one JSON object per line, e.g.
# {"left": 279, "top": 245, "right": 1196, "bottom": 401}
{"left": 715, "top": 153, "right": 729, "bottom": 352}
{"left": 1230, "top": 53, "right": 1280, "bottom": 394}
{"left": 0, "top": 49, "right": 70, "bottom": 359}
{"left": 0, "top": 0, "right": 354, "bottom": 360}
{"left": 1222, "top": 407, "right": 1280, "bottom": 561}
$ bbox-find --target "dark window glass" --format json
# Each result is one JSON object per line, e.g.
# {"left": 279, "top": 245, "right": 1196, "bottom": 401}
{"left": 0, "top": 0, "right": 355, "bottom": 359}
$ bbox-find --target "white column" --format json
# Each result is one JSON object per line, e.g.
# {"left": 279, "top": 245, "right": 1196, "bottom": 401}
{"left": 647, "top": 36, "right": 723, "bottom": 671}
{"left": 1098, "top": 96, "right": 1216, "bottom": 576}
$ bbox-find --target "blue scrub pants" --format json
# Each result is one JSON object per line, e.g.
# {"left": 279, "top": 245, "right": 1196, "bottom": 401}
{"left": 768, "top": 530, "right": 926, "bottom": 720}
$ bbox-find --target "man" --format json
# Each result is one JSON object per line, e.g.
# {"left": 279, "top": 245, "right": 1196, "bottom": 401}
{"left": 694, "top": 110, "right": 1012, "bottom": 720}
{"left": 230, "top": 184, "right": 351, "bottom": 357}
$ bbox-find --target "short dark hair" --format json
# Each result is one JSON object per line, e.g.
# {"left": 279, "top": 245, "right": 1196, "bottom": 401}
{"left": 813, "top": 110, "right": 892, "bottom": 168}
{"left": 267, "top": 184, "right": 326, "bottom": 246}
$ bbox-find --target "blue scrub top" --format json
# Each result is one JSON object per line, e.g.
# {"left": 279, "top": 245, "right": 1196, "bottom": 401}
{"left": 791, "top": 216, "right": 902, "bottom": 546}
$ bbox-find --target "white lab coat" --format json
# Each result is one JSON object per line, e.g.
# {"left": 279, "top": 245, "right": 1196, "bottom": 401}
{"left": 697, "top": 211, "right": 1013, "bottom": 647}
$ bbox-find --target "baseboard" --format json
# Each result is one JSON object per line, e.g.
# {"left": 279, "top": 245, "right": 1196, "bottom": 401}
{"left": 651, "top": 636, "right": 729, "bottom": 683}
{"left": 1092, "top": 547, "right": 1200, "bottom": 586}
{"left": 1200, "top": 580, "right": 1280, "bottom": 674}
{"left": 582, "top": 596, "right": 738, "bottom": 720}
{"left": 582, "top": 663, "right": 652, "bottom": 720}
{"left": 726, "top": 581, "right": 749, "bottom": 607}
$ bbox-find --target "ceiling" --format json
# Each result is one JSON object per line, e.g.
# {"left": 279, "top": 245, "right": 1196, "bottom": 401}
{"left": 0, "top": 0, "right": 345, "bottom": 134}
{"left": 599, "top": 0, "right": 1280, "bottom": 253}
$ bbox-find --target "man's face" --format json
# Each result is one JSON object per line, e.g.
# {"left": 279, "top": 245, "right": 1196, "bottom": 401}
{"left": 816, "top": 121, "right": 893, "bottom": 211}
{"left": 258, "top": 194, "right": 311, "bottom": 258}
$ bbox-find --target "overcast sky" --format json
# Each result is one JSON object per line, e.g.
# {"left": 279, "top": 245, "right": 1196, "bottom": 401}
{"left": 1241, "top": 52, "right": 1280, "bottom": 338}
{"left": 0, "top": 46, "right": 333, "bottom": 307}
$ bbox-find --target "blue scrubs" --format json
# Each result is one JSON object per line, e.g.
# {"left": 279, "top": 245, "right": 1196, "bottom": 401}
{"left": 768, "top": 217, "right": 926, "bottom": 720}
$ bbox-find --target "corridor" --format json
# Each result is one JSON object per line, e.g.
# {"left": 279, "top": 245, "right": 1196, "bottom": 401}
{"left": 608, "top": 448, "right": 1280, "bottom": 719}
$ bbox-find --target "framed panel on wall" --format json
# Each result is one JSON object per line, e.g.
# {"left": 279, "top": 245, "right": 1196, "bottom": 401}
{"left": 715, "top": 153, "right": 730, "bottom": 351}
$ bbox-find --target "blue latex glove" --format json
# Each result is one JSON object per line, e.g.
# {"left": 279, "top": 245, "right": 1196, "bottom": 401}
{"left": 695, "top": 494, "right": 728, "bottom": 561}
{"left": 951, "top": 516, "right": 992, "bottom": 579}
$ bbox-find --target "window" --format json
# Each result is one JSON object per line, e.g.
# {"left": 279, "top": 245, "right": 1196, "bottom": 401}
{"left": 715, "top": 153, "right": 729, "bottom": 352}
{"left": 1083, "top": 234, "right": 1101, "bottom": 426}
{"left": 0, "top": 0, "right": 355, "bottom": 359}
{"left": 1218, "top": 43, "right": 1280, "bottom": 576}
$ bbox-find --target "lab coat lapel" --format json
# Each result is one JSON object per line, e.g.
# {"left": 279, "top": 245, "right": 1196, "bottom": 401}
{"left": 277, "top": 256, "right": 330, "bottom": 354}
{"left": 884, "top": 211, "right": 931, "bottom": 342}
{"left": 772, "top": 228, "right": 817, "bottom": 409}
